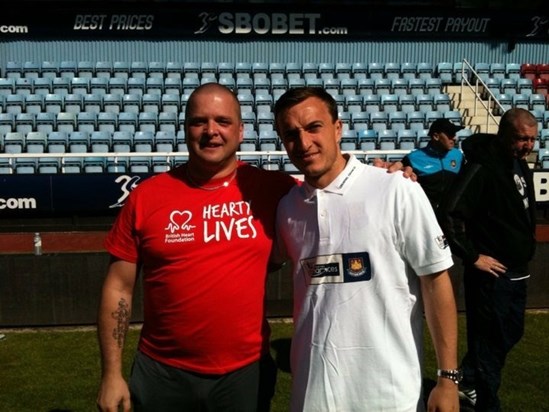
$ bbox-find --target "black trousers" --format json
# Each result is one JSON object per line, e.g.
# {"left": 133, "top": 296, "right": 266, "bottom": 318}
{"left": 460, "top": 267, "right": 527, "bottom": 412}
{"left": 129, "top": 350, "right": 277, "bottom": 412}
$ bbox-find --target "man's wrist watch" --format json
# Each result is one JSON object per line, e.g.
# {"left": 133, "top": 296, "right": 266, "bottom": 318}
{"left": 437, "top": 369, "right": 463, "bottom": 385}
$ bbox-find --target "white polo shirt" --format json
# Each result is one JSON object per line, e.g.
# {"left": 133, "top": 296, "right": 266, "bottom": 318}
{"left": 275, "top": 155, "right": 453, "bottom": 412}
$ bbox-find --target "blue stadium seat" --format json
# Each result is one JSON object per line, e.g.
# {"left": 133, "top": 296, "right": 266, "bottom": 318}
{"left": 0, "top": 78, "right": 15, "bottom": 96}
{"left": 397, "top": 129, "right": 417, "bottom": 150}
{"left": 3, "top": 131, "right": 25, "bottom": 153}
{"left": 425, "top": 78, "right": 442, "bottom": 95}
{"left": 118, "top": 112, "right": 138, "bottom": 133}
{"left": 60, "top": 157, "right": 83, "bottom": 174}
{"left": 357, "top": 129, "right": 377, "bottom": 150}
{"left": 529, "top": 94, "right": 547, "bottom": 112}
{"left": 417, "top": 63, "right": 434, "bottom": 80}
{"left": 505, "top": 63, "right": 521, "bottom": 80}
{"left": 345, "top": 95, "right": 363, "bottom": 113}
{"left": 15, "top": 113, "right": 35, "bottom": 135}
{"left": 500, "top": 78, "right": 517, "bottom": 96}
{"left": 112, "top": 131, "right": 133, "bottom": 152}
{"left": 56, "top": 112, "right": 76, "bottom": 133}
{"left": 319, "top": 62, "right": 336, "bottom": 79}
{"left": 71, "top": 77, "right": 90, "bottom": 95}
{"left": 351, "top": 62, "right": 368, "bottom": 79}
{"left": 59, "top": 61, "right": 77, "bottom": 79}
{"left": 407, "top": 111, "right": 426, "bottom": 131}
{"left": 380, "top": 94, "right": 399, "bottom": 113}
{"left": 83, "top": 156, "right": 106, "bottom": 173}
{"left": 474, "top": 63, "right": 490, "bottom": 82}
{"left": 436, "top": 62, "right": 454, "bottom": 84}
{"left": 127, "top": 77, "right": 146, "bottom": 95}
{"left": 83, "top": 93, "right": 102, "bottom": 114}
{"left": 134, "top": 130, "right": 155, "bottom": 152}
{"left": 415, "top": 94, "right": 434, "bottom": 112}
{"left": 97, "top": 112, "right": 118, "bottom": 134}
{"left": 517, "top": 78, "right": 533, "bottom": 96}
{"left": 33, "top": 78, "right": 52, "bottom": 95}
{"left": 38, "top": 158, "right": 60, "bottom": 174}
{"left": 444, "top": 110, "right": 463, "bottom": 126}
{"left": 52, "top": 77, "right": 70, "bottom": 95}
{"left": 363, "top": 94, "right": 380, "bottom": 113}
{"left": 384, "top": 63, "right": 401, "bottom": 81}
{"left": 142, "top": 93, "right": 161, "bottom": 114}
{"left": 90, "top": 131, "right": 112, "bottom": 153}
{"left": 391, "top": 79, "right": 408, "bottom": 96}
{"left": 389, "top": 111, "right": 407, "bottom": 132}
{"left": 334, "top": 63, "right": 352, "bottom": 80}
{"left": 367, "top": 63, "right": 384, "bottom": 80}
{"left": 407, "top": 78, "right": 425, "bottom": 96}
{"left": 166, "top": 62, "right": 183, "bottom": 79}
{"left": 400, "top": 62, "right": 417, "bottom": 81}
{"left": 374, "top": 78, "right": 391, "bottom": 95}
{"left": 433, "top": 93, "right": 452, "bottom": 112}
{"left": 155, "top": 131, "right": 176, "bottom": 152}
{"left": 26, "top": 131, "right": 48, "bottom": 153}
{"left": 40, "top": 61, "right": 59, "bottom": 79}
{"left": 399, "top": 94, "right": 416, "bottom": 113}
{"left": 512, "top": 93, "right": 529, "bottom": 110}
{"left": 340, "top": 78, "right": 358, "bottom": 96}
{"left": 0, "top": 113, "right": 15, "bottom": 135}
{"left": 357, "top": 78, "right": 374, "bottom": 95}
{"left": 68, "top": 131, "right": 90, "bottom": 153}
{"left": 90, "top": 77, "right": 109, "bottom": 95}
{"left": 4, "top": 95, "right": 25, "bottom": 115}
{"left": 15, "top": 158, "right": 36, "bottom": 174}
{"left": 351, "top": 111, "right": 369, "bottom": 132}
{"left": 369, "top": 112, "right": 388, "bottom": 132}
{"left": 108, "top": 77, "right": 127, "bottom": 95}
{"left": 15, "top": 78, "right": 33, "bottom": 95}
{"left": 76, "top": 60, "right": 95, "bottom": 79}
{"left": 453, "top": 62, "right": 470, "bottom": 83}
{"left": 130, "top": 61, "right": 148, "bottom": 79}
{"left": 113, "top": 61, "right": 130, "bottom": 79}
{"left": 490, "top": 63, "right": 506, "bottom": 80}
{"left": 138, "top": 112, "right": 158, "bottom": 133}
{"left": 93, "top": 61, "right": 111, "bottom": 78}
{"left": 149, "top": 62, "right": 166, "bottom": 78}
{"left": 47, "top": 131, "right": 69, "bottom": 153}
{"left": 158, "top": 112, "right": 178, "bottom": 133}
{"left": 35, "top": 112, "right": 56, "bottom": 134}
{"left": 378, "top": 129, "right": 397, "bottom": 150}
{"left": 77, "top": 112, "right": 97, "bottom": 133}
{"left": 122, "top": 94, "right": 141, "bottom": 114}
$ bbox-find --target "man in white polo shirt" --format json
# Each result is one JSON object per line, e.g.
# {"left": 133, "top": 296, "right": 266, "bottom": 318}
{"left": 273, "top": 87, "right": 460, "bottom": 412}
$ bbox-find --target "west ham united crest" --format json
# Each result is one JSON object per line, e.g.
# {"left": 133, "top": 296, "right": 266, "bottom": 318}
{"left": 347, "top": 257, "right": 366, "bottom": 277}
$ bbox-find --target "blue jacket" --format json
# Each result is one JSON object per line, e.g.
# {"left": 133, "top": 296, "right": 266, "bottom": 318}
{"left": 402, "top": 143, "right": 464, "bottom": 209}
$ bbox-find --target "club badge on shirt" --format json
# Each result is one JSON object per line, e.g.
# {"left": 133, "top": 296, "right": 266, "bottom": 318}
{"left": 301, "top": 252, "right": 372, "bottom": 285}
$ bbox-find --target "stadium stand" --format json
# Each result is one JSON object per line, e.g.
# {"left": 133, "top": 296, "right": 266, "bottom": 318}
{"left": 0, "top": 59, "right": 548, "bottom": 174}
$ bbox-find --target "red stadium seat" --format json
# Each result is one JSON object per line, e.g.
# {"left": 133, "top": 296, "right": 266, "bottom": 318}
{"left": 537, "top": 64, "right": 549, "bottom": 81}
{"left": 533, "top": 78, "right": 548, "bottom": 96}
{"left": 520, "top": 63, "right": 537, "bottom": 80}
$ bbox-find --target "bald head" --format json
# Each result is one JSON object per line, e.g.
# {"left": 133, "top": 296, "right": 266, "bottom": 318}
{"left": 185, "top": 83, "right": 242, "bottom": 128}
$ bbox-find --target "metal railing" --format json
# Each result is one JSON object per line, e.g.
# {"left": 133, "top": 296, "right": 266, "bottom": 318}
{"left": 459, "top": 58, "right": 505, "bottom": 132}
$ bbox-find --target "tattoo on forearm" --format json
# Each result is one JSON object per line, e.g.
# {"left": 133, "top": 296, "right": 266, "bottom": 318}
{"left": 112, "top": 298, "right": 130, "bottom": 349}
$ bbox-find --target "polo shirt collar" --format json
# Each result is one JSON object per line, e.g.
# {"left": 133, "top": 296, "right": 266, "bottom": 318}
{"left": 302, "top": 154, "right": 361, "bottom": 199}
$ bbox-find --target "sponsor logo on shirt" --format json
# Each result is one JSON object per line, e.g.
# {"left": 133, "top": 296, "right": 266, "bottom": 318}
{"left": 301, "top": 252, "right": 372, "bottom": 285}
{"left": 435, "top": 235, "right": 449, "bottom": 249}
{"left": 163, "top": 201, "right": 257, "bottom": 244}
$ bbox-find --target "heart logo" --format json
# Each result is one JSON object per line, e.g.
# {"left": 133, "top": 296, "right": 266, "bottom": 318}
{"left": 165, "top": 210, "right": 195, "bottom": 233}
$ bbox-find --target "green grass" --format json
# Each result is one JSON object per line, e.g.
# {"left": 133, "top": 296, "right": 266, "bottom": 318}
{"left": 0, "top": 313, "right": 548, "bottom": 411}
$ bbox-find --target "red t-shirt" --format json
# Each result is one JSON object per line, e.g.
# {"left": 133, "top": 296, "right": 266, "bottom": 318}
{"left": 105, "top": 162, "right": 296, "bottom": 374}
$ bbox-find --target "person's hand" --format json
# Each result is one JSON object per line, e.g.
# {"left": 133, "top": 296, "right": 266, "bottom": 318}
{"left": 427, "top": 379, "right": 459, "bottom": 412}
{"left": 474, "top": 254, "right": 507, "bottom": 277}
{"left": 372, "top": 158, "right": 417, "bottom": 181}
{"left": 97, "top": 374, "right": 131, "bottom": 412}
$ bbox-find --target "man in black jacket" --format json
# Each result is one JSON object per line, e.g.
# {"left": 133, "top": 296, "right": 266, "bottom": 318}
{"left": 439, "top": 108, "right": 537, "bottom": 411}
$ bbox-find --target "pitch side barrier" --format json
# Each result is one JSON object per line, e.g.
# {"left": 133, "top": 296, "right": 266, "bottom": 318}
{"left": 1, "top": 151, "right": 549, "bottom": 217}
